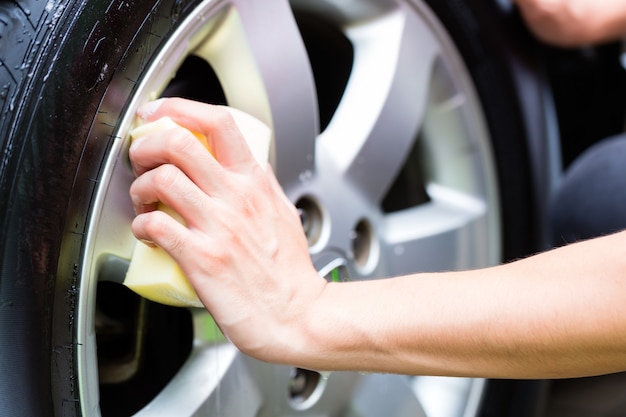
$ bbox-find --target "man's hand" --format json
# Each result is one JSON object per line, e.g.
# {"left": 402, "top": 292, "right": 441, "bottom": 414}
{"left": 128, "top": 97, "right": 325, "bottom": 363}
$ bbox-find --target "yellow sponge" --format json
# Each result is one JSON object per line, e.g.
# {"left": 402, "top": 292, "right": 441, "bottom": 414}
{"left": 124, "top": 107, "right": 271, "bottom": 307}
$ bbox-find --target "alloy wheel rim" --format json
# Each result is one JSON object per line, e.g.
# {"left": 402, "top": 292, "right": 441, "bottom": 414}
{"left": 78, "top": 0, "right": 500, "bottom": 415}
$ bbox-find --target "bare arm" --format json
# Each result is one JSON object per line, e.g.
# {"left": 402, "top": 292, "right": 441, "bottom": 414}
{"left": 514, "top": 0, "right": 626, "bottom": 46}
{"left": 129, "top": 98, "right": 626, "bottom": 379}
{"left": 298, "top": 232, "right": 626, "bottom": 379}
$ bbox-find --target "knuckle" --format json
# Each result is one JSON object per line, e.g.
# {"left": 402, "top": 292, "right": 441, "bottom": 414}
{"left": 210, "top": 108, "right": 240, "bottom": 137}
{"left": 168, "top": 234, "right": 187, "bottom": 258}
{"left": 143, "top": 211, "right": 186, "bottom": 255}
{"left": 142, "top": 210, "right": 169, "bottom": 240}
{"left": 163, "top": 129, "right": 198, "bottom": 158}
{"left": 199, "top": 242, "right": 228, "bottom": 274}
{"left": 152, "top": 164, "right": 182, "bottom": 190}
{"left": 211, "top": 106, "right": 236, "bottom": 125}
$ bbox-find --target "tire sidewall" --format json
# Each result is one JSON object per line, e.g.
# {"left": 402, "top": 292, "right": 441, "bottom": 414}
{"left": 0, "top": 0, "right": 200, "bottom": 414}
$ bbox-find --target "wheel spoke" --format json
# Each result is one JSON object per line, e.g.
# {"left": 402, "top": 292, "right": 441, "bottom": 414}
{"left": 133, "top": 342, "right": 263, "bottom": 417}
{"left": 318, "top": 7, "right": 441, "bottom": 204}
{"left": 381, "top": 185, "right": 491, "bottom": 276}
{"left": 346, "top": 374, "right": 427, "bottom": 417}
{"left": 194, "top": 0, "right": 319, "bottom": 190}
{"left": 421, "top": 81, "right": 494, "bottom": 197}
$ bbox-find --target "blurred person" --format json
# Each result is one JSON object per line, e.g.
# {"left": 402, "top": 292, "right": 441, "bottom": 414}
{"left": 515, "top": 0, "right": 626, "bottom": 47}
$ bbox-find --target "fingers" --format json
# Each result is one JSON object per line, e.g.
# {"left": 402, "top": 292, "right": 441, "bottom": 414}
{"left": 128, "top": 96, "right": 277, "bottom": 262}
{"left": 128, "top": 124, "right": 222, "bottom": 194}
{"left": 129, "top": 163, "right": 212, "bottom": 229}
{"left": 131, "top": 208, "right": 194, "bottom": 257}
{"left": 137, "top": 97, "right": 260, "bottom": 172}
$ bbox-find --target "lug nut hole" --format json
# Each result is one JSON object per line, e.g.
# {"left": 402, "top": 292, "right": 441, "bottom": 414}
{"left": 296, "top": 197, "right": 323, "bottom": 246}
{"left": 351, "top": 219, "right": 375, "bottom": 271}
{"left": 288, "top": 368, "right": 325, "bottom": 409}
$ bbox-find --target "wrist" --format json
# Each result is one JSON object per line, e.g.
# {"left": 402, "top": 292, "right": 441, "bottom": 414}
{"left": 288, "top": 281, "right": 379, "bottom": 373}
{"left": 282, "top": 280, "right": 341, "bottom": 370}
{"left": 248, "top": 270, "right": 330, "bottom": 369}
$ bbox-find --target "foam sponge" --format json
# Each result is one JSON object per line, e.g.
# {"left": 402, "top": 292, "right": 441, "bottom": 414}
{"left": 124, "top": 107, "right": 271, "bottom": 307}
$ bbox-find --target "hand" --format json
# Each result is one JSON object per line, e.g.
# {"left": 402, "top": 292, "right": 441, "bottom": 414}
{"left": 128, "top": 98, "right": 325, "bottom": 362}
{"left": 514, "top": 0, "right": 626, "bottom": 46}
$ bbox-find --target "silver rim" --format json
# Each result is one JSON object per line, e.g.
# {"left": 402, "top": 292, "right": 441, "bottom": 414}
{"left": 78, "top": 0, "right": 500, "bottom": 415}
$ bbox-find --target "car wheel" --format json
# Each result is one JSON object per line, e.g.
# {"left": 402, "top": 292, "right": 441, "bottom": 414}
{"left": 0, "top": 0, "right": 552, "bottom": 415}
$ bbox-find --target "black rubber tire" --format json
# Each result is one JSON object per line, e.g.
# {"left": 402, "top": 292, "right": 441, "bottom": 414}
{"left": 0, "top": 0, "right": 198, "bottom": 415}
{"left": 0, "top": 0, "right": 550, "bottom": 416}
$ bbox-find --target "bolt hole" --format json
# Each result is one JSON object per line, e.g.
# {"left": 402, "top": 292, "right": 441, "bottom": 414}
{"left": 351, "top": 219, "right": 374, "bottom": 270}
{"left": 296, "top": 197, "right": 323, "bottom": 246}
{"left": 289, "top": 368, "right": 323, "bottom": 408}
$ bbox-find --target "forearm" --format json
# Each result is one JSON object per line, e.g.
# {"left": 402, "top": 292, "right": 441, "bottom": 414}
{"left": 515, "top": 0, "right": 626, "bottom": 46}
{"left": 296, "top": 231, "right": 626, "bottom": 379}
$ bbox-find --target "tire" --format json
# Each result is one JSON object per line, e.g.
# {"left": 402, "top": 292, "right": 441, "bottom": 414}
{"left": 0, "top": 0, "right": 555, "bottom": 416}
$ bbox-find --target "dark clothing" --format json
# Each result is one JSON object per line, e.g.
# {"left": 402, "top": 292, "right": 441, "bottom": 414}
{"left": 550, "top": 134, "right": 626, "bottom": 245}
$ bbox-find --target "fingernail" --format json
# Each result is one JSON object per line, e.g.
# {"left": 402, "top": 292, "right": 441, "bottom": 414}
{"left": 139, "top": 238, "right": 157, "bottom": 248}
{"left": 129, "top": 136, "right": 146, "bottom": 155}
{"left": 137, "top": 98, "right": 164, "bottom": 120}
{"left": 130, "top": 194, "right": 142, "bottom": 212}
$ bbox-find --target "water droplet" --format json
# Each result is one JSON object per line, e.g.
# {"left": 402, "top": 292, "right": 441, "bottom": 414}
{"left": 299, "top": 170, "right": 313, "bottom": 183}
